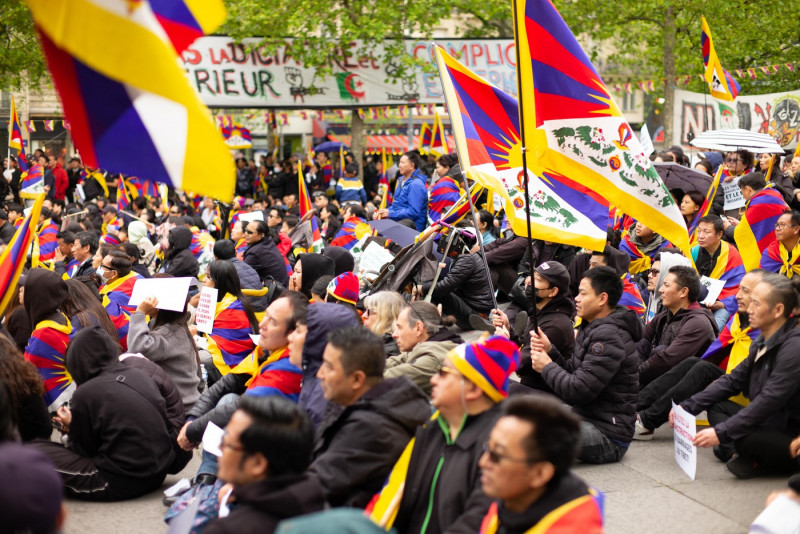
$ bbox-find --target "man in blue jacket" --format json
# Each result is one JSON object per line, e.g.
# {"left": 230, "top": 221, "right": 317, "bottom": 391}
{"left": 374, "top": 152, "right": 428, "bottom": 231}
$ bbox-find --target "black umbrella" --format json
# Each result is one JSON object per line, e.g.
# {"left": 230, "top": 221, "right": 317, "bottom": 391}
{"left": 368, "top": 219, "right": 420, "bottom": 248}
{"left": 653, "top": 162, "right": 713, "bottom": 195}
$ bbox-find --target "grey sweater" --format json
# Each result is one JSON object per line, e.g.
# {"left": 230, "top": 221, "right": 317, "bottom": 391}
{"left": 127, "top": 312, "right": 201, "bottom": 409}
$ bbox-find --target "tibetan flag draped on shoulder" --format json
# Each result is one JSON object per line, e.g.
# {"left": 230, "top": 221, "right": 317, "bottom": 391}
{"left": 434, "top": 44, "right": 608, "bottom": 251}
{"left": 207, "top": 293, "right": 256, "bottom": 375}
{"left": 700, "top": 313, "right": 757, "bottom": 406}
{"left": 691, "top": 241, "right": 745, "bottom": 315}
{"left": 100, "top": 271, "right": 143, "bottom": 350}
{"left": 701, "top": 16, "right": 740, "bottom": 102}
{"left": 27, "top": 0, "right": 235, "bottom": 201}
{"left": 619, "top": 273, "right": 646, "bottom": 319}
{"left": 0, "top": 193, "right": 45, "bottom": 317}
{"left": 512, "top": 0, "right": 690, "bottom": 256}
{"left": 35, "top": 218, "right": 60, "bottom": 264}
{"left": 734, "top": 187, "right": 787, "bottom": 271}
{"left": 24, "top": 316, "right": 75, "bottom": 411}
{"left": 618, "top": 231, "right": 672, "bottom": 274}
{"left": 243, "top": 347, "right": 302, "bottom": 400}
{"left": 428, "top": 176, "right": 462, "bottom": 223}
{"left": 760, "top": 240, "right": 800, "bottom": 278}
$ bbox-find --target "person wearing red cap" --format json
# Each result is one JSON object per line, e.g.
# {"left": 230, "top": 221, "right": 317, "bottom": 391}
{"left": 326, "top": 272, "right": 360, "bottom": 312}
{"left": 368, "top": 336, "right": 520, "bottom": 534}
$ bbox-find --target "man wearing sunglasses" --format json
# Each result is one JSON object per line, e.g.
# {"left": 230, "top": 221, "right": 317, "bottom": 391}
{"left": 478, "top": 395, "right": 602, "bottom": 532}
{"left": 372, "top": 336, "right": 519, "bottom": 534}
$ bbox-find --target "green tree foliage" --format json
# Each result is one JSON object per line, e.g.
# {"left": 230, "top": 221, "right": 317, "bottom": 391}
{"left": 0, "top": 0, "right": 47, "bottom": 91}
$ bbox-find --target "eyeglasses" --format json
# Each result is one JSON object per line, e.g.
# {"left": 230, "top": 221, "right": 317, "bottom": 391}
{"left": 436, "top": 365, "right": 461, "bottom": 378}
{"left": 725, "top": 158, "right": 742, "bottom": 164}
{"left": 648, "top": 268, "right": 660, "bottom": 277}
{"left": 363, "top": 308, "right": 376, "bottom": 318}
{"left": 775, "top": 223, "right": 799, "bottom": 230}
{"left": 100, "top": 264, "right": 116, "bottom": 271}
{"left": 482, "top": 442, "right": 535, "bottom": 465}
{"left": 244, "top": 230, "right": 255, "bottom": 234}
{"left": 219, "top": 435, "right": 245, "bottom": 453}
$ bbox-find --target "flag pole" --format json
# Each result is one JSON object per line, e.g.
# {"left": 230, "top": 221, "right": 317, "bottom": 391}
{"left": 511, "top": 0, "right": 539, "bottom": 334}
{"left": 460, "top": 172, "right": 499, "bottom": 312}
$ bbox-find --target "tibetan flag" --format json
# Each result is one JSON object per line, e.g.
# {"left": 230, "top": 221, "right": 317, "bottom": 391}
{"left": 117, "top": 175, "right": 132, "bottom": 210}
{"left": 619, "top": 273, "right": 646, "bottom": 319}
{"left": 243, "top": 348, "right": 302, "bottom": 400}
{"left": 20, "top": 164, "right": 45, "bottom": 198}
{"left": 691, "top": 241, "right": 745, "bottom": 315}
{"left": 418, "top": 123, "right": 432, "bottom": 154}
{"left": 0, "top": 193, "right": 45, "bottom": 317}
{"left": 140, "top": 178, "right": 160, "bottom": 199}
{"left": 36, "top": 218, "right": 60, "bottom": 263}
{"left": 100, "top": 271, "right": 143, "bottom": 350}
{"left": 688, "top": 167, "right": 723, "bottom": 245}
{"left": 298, "top": 164, "right": 324, "bottom": 252}
{"left": 479, "top": 498, "right": 602, "bottom": 534}
{"left": 25, "top": 120, "right": 36, "bottom": 133}
{"left": 43, "top": 120, "right": 55, "bottom": 132}
{"left": 207, "top": 293, "right": 256, "bottom": 375}
{"left": 701, "top": 16, "right": 741, "bottom": 102}
{"left": 512, "top": 0, "right": 689, "bottom": 256}
{"left": 434, "top": 44, "right": 608, "bottom": 251}
{"left": 439, "top": 182, "right": 484, "bottom": 226}
{"left": 760, "top": 240, "right": 800, "bottom": 278}
{"left": 85, "top": 168, "right": 110, "bottom": 198}
{"left": 378, "top": 148, "right": 392, "bottom": 207}
{"left": 700, "top": 313, "right": 757, "bottom": 406}
{"left": 235, "top": 237, "right": 248, "bottom": 259}
{"left": 618, "top": 231, "right": 672, "bottom": 274}
{"left": 428, "top": 176, "right": 462, "bottom": 223}
{"left": 429, "top": 112, "right": 449, "bottom": 155}
{"left": 222, "top": 123, "right": 253, "bottom": 149}
{"left": 733, "top": 187, "right": 788, "bottom": 271}
{"left": 8, "top": 96, "right": 25, "bottom": 152}
{"left": 27, "top": 0, "right": 235, "bottom": 202}
{"left": 125, "top": 175, "right": 143, "bottom": 199}
{"left": 330, "top": 216, "right": 374, "bottom": 250}
{"left": 24, "top": 316, "right": 74, "bottom": 411}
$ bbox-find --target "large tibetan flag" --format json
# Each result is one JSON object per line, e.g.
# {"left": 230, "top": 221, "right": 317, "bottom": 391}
{"left": 434, "top": 44, "right": 608, "bottom": 251}
{"left": 512, "top": 0, "right": 690, "bottom": 256}
{"left": 734, "top": 187, "right": 788, "bottom": 271}
{"left": 701, "top": 16, "right": 741, "bottom": 103}
{"left": 298, "top": 164, "right": 324, "bottom": 252}
{"left": 429, "top": 176, "right": 462, "bottom": 223}
{"left": 26, "top": 0, "right": 235, "bottom": 201}
{"left": 24, "top": 315, "right": 75, "bottom": 411}
{"left": 0, "top": 193, "right": 45, "bottom": 317}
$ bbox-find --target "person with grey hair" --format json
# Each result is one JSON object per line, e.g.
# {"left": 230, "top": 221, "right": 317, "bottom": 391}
{"left": 384, "top": 301, "right": 463, "bottom": 396}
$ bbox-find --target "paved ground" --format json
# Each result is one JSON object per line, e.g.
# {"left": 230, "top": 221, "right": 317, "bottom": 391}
{"left": 61, "top": 419, "right": 788, "bottom": 533}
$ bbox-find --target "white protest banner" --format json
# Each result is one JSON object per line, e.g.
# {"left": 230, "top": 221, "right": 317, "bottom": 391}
{"left": 128, "top": 277, "right": 192, "bottom": 312}
{"left": 238, "top": 210, "right": 264, "bottom": 222}
{"left": 722, "top": 177, "right": 745, "bottom": 212}
{"left": 672, "top": 401, "right": 697, "bottom": 480}
{"left": 700, "top": 276, "right": 725, "bottom": 306}
{"left": 195, "top": 286, "right": 218, "bottom": 335}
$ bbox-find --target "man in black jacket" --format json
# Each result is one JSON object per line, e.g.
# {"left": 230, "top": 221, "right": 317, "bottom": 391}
{"left": 67, "top": 230, "right": 98, "bottom": 278}
{"left": 243, "top": 220, "right": 289, "bottom": 286}
{"left": 479, "top": 395, "right": 602, "bottom": 532}
{"left": 309, "top": 327, "right": 429, "bottom": 508}
{"left": 677, "top": 273, "right": 800, "bottom": 478}
{"left": 202, "top": 397, "right": 324, "bottom": 534}
{"left": 422, "top": 250, "right": 494, "bottom": 331}
{"left": 530, "top": 266, "right": 642, "bottom": 464}
{"left": 637, "top": 265, "right": 717, "bottom": 387}
{"left": 0, "top": 210, "right": 15, "bottom": 244}
{"left": 30, "top": 326, "right": 175, "bottom": 501}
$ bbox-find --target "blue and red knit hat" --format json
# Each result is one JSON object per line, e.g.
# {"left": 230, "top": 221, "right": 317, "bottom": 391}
{"left": 327, "top": 272, "right": 360, "bottom": 305}
{"left": 448, "top": 335, "right": 519, "bottom": 402}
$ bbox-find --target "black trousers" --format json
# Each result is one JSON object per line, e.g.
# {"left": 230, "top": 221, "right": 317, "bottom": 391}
{"left": 735, "top": 430, "right": 800, "bottom": 474}
{"left": 30, "top": 439, "right": 166, "bottom": 501}
{"left": 638, "top": 357, "right": 723, "bottom": 430}
{"left": 438, "top": 292, "right": 487, "bottom": 331}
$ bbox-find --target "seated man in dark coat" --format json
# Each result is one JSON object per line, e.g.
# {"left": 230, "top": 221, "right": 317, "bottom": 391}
{"left": 203, "top": 397, "right": 324, "bottom": 534}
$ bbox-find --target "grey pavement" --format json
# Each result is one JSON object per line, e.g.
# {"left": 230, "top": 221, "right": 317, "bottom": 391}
{"left": 62, "top": 418, "right": 788, "bottom": 533}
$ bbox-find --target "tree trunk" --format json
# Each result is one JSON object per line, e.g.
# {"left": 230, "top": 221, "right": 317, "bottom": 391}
{"left": 662, "top": 5, "right": 675, "bottom": 149}
{"left": 350, "top": 110, "right": 365, "bottom": 175}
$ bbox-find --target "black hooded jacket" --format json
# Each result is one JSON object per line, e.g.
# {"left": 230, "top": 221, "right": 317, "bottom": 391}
{"left": 65, "top": 326, "right": 175, "bottom": 484}
{"left": 164, "top": 226, "right": 199, "bottom": 278}
{"left": 308, "top": 376, "right": 430, "bottom": 508}
{"left": 295, "top": 253, "right": 336, "bottom": 299}
{"left": 243, "top": 234, "right": 290, "bottom": 287}
{"left": 422, "top": 253, "right": 494, "bottom": 313}
{"left": 298, "top": 303, "right": 362, "bottom": 428}
{"left": 542, "top": 307, "right": 642, "bottom": 443}
{"left": 516, "top": 294, "right": 576, "bottom": 391}
{"left": 321, "top": 246, "right": 355, "bottom": 275}
{"left": 24, "top": 268, "right": 68, "bottom": 327}
{"left": 203, "top": 474, "right": 325, "bottom": 534}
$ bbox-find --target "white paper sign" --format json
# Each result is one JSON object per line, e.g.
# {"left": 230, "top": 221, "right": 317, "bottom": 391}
{"left": 238, "top": 210, "right": 264, "bottom": 222}
{"left": 202, "top": 422, "right": 225, "bottom": 457}
{"left": 639, "top": 124, "right": 655, "bottom": 157}
{"left": 722, "top": 177, "right": 745, "bottom": 211}
{"left": 358, "top": 240, "right": 396, "bottom": 280}
{"left": 672, "top": 401, "right": 697, "bottom": 480}
{"left": 195, "top": 286, "right": 218, "bottom": 334}
{"left": 700, "top": 276, "right": 725, "bottom": 306}
{"left": 128, "top": 277, "right": 192, "bottom": 312}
